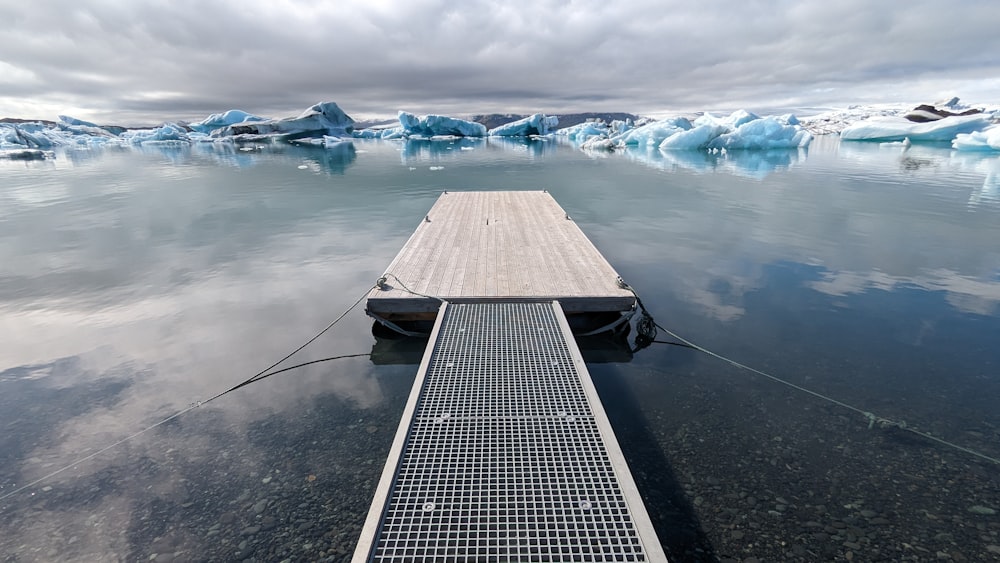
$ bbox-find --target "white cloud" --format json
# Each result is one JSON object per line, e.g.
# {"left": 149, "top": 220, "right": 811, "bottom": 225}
{"left": 1, "top": 0, "right": 998, "bottom": 123}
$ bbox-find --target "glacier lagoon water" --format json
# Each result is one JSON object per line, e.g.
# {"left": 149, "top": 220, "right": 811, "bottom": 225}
{"left": 1, "top": 136, "right": 999, "bottom": 561}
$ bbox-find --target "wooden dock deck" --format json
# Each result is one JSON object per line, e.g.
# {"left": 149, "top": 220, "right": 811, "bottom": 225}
{"left": 366, "top": 191, "right": 635, "bottom": 330}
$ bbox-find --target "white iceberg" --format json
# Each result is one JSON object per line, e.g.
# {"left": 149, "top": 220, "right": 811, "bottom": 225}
{"left": 189, "top": 109, "right": 267, "bottom": 134}
{"left": 800, "top": 105, "right": 909, "bottom": 135}
{"left": 488, "top": 114, "right": 559, "bottom": 136}
{"left": 397, "top": 112, "right": 486, "bottom": 137}
{"left": 953, "top": 125, "right": 1000, "bottom": 151}
{"left": 840, "top": 114, "right": 991, "bottom": 142}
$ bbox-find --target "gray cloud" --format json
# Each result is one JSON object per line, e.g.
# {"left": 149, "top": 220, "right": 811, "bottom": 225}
{"left": 1, "top": 0, "right": 998, "bottom": 124}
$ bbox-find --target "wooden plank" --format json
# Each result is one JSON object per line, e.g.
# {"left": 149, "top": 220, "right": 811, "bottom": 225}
{"left": 367, "top": 191, "right": 635, "bottom": 316}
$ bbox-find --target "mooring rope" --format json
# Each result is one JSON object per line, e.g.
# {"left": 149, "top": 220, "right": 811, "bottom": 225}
{"left": 0, "top": 286, "right": 376, "bottom": 503}
{"left": 619, "top": 280, "right": 1000, "bottom": 466}
{"left": 378, "top": 273, "right": 447, "bottom": 303}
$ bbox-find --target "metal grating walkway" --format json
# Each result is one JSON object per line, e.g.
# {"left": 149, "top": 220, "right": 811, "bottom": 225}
{"left": 354, "top": 302, "right": 667, "bottom": 562}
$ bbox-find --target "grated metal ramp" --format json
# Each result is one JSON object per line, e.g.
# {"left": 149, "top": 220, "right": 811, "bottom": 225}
{"left": 354, "top": 302, "right": 667, "bottom": 562}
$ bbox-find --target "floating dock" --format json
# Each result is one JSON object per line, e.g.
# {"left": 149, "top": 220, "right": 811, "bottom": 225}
{"left": 366, "top": 191, "right": 636, "bottom": 332}
{"left": 355, "top": 191, "right": 665, "bottom": 561}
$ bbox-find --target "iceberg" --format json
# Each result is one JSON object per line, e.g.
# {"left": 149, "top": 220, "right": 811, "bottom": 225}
{"left": 58, "top": 115, "right": 99, "bottom": 128}
{"left": 715, "top": 109, "right": 760, "bottom": 129}
{"left": 614, "top": 117, "right": 692, "bottom": 147}
{"left": 57, "top": 115, "right": 121, "bottom": 140}
{"left": 953, "top": 125, "right": 1000, "bottom": 151}
{"left": 840, "top": 114, "right": 991, "bottom": 142}
{"left": 189, "top": 109, "right": 267, "bottom": 134}
{"left": 658, "top": 123, "right": 730, "bottom": 150}
{"left": 0, "top": 122, "right": 57, "bottom": 148}
{"left": 122, "top": 123, "right": 191, "bottom": 145}
{"left": 559, "top": 121, "right": 612, "bottom": 143}
{"left": 488, "top": 114, "right": 559, "bottom": 136}
{"left": 397, "top": 112, "right": 486, "bottom": 137}
{"left": 558, "top": 119, "right": 639, "bottom": 150}
{"left": 216, "top": 102, "right": 354, "bottom": 139}
{"left": 706, "top": 117, "right": 812, "bottom": 150}
{"left": 0, "top": 102, "right": 362, "bottom": 152}
{"left": 1, "top": 120, "right": 119, "bottom": 149}
{"left": 561, "top": 110, "right": 813, "bottom": 152}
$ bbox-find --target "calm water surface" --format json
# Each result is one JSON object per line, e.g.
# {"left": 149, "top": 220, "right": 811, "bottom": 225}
{"left": 1, "top": 136, "right": 999, "bottom": 561}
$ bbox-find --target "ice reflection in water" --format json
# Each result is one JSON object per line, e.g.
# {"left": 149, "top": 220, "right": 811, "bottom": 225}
{"left": 0, "top": 136, "right": 998, "bottom": 561}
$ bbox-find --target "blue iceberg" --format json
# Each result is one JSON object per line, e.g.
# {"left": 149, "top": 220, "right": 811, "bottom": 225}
{"left": 397, "top": 112, "right": 486, "bottom": 137}
{"left": 488, "top": 114, "right": 559, "bottom": 136}
{"left": 215, "top": 102, "right": 355, "bottom": 139}
{"left": 122, "top": 123, "right": 191, "bottom": 145}
{"left": 190, "top": 109, "right": 267, "bottom": 134}
{"left": 561, "top": 110, "right": 813, "bottom": 151}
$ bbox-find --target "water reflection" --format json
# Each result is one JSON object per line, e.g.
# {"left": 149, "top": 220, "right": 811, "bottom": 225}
{"left": 614, "top": 145, "right": 807, "bottom": 179}
{"left": 2, "top": 134, "right": 1000, "bottom": 561}
{"left": 397, "top": 136, "right": 556, "bottom": 165}
{"left": 952, "top": 151, "right": 1000, "bottom": 208}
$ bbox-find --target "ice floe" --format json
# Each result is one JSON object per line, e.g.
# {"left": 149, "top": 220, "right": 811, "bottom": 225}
{"left": 802, "top": 98, "right": 999, "bottom": 136}
{"left": 840, "top": 114, "right": 991, "bottom": 142}
{"left": 953, "top": 125, "right": 1000, "bottom": 151}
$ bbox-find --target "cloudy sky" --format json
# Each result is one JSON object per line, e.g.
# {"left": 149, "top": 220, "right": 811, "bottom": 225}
{"left": 1, "top": 0, "right": 998, "bottom": 124}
